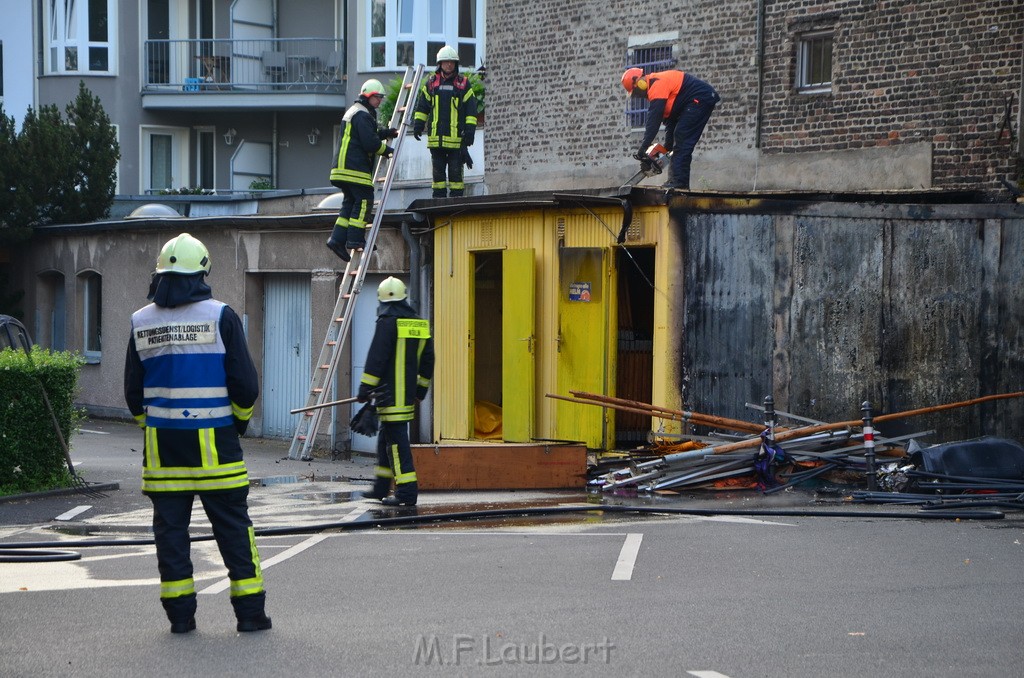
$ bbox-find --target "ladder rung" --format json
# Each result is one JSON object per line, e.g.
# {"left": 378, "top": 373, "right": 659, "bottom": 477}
{"left": 319, "top": 364, "right": 330, "bottom": 369}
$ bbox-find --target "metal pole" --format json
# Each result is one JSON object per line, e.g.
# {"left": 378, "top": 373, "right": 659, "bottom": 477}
{"left": 862, "top": 400, "right": 877, "bottom": 491}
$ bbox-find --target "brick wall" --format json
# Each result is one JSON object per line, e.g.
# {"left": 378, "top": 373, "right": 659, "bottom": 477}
{"left": 484, "top": 0, "right": 1022, "bottom": 194}
{"left": 760, "top": 0, "right": 1023, "bottom": 190}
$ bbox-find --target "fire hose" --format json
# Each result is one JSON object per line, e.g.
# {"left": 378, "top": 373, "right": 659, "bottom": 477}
{"left": 0, "top": 503, "right": 1006, "bottom": 563}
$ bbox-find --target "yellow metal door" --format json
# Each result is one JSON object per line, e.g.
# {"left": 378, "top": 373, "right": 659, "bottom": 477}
{"left": 502, "top": 249, "right": 535, "bottom": 441}
{"left": 556, "top": 247, "right": 612, "bottom": 448}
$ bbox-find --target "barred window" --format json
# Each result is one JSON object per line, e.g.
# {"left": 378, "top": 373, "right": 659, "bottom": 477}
{"left": 624, "top": 44, "right": 675, "bottom": 128}
{"left": 796, "top": 31, "right": 833, "bottom": 94}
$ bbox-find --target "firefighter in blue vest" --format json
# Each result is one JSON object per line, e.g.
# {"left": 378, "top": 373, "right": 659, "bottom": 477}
{"left": 326, "top": 79, "right": 399, "bottom": 262}
{"left": 359, "top": 277, "right": 435, "bottom": 506}
{"left": 124, "top": 233, "right": 271, "bottom": 634}
{"left": 412, "top": 45, "right": 478, "bottom": 198}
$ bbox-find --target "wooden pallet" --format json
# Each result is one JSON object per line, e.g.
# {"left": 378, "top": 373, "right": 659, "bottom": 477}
{"left": 411, "top": 442, "right": 587, "bottom": 490}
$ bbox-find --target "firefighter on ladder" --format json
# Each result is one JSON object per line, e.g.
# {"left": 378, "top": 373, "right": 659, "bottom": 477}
{"left": 326, "top": 79, "right": 399, "bottom": 262}
{"left": 124, "top": 233, "right": 271, "bottom": 634}
{"left": 359, "top": 277, "right": 435, "bottom": 506}
{"left": 412, "top": 45, "right": 478, "bottom": 198}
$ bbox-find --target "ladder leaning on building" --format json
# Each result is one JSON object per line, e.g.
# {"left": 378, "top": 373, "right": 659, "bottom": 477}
{"left": 287, "top": 65, "right": 425, "bottom": 461}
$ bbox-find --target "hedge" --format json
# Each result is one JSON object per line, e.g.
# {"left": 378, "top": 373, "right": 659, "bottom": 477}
{"left": 0, "top": 347, "right": 83, "bottom": 495}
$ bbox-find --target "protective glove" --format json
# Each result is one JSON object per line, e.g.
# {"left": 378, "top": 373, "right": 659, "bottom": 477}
{"left": 385, "top": 127, "right": 399, "bottom": 139}
{"left": 633, "top": 149, "right": 648, "bottom": 162}
{"left": 233, "top": 416, "right": 249, "bottom": 436}
{"left": 462, "top": 147, "right": 474, "bottom": 169}
{"left": 350, "top": 403, "right": 379, "bottom": 436}
{"left": 412, "top": 124, "right": 423, "bottom": 141}
{"left": 383, "top": 145, "right": 395, "bottom": 158}
{"left": 357, "top": 383, "right": 372, "bottom": 403}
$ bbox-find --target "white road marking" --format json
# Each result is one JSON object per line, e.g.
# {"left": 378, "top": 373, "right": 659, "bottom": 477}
{"left": 198, "top": 507, "right": 365, "bottom": 595}
{"left": 78, "top": 429, "right": 110, "bottom": 435}
{"left": 54, "top": 505, "right": 92, "bottom": 521}
{"left": 200, "top": 533, "right": 330, "bottom": 595}
{"left": 687, "top": 671, "right": 733, "bottom": 678}
{"left": 611, "top": 533, "right": 643, "bottom": 581}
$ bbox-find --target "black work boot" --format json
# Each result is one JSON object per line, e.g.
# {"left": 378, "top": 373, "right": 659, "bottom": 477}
{"left": 237, "top": 613, "right": 273, "bottom": 633}
{"left": 170, "top": 617, "right": 197, "bottom": 634}
{"left": 327, "top": 224, "right": 350, "bottom": 262}
{"left": 381, "top": 495, "right": 416, "bottom": 506}
{"left": 326, "top": 239, "right": 350, "bottom": 262}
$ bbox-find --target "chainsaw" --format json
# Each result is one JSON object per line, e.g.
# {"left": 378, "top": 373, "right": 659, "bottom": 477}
{"left": 621, "top": 143, "right": 670, "bottom": 188}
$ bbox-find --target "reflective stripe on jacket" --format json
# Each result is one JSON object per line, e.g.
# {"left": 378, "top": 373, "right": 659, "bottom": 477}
{"left": 127, "top": 299, "right": 257, "bottom": 494}
{"left": 413, "top": 73, "right": 478, "bottom": 150}
{"left": 330, "top": 99, "right": 388, "bottom": 187}
{"left": 359, "top": 304, "right": 435, "bottom": 423}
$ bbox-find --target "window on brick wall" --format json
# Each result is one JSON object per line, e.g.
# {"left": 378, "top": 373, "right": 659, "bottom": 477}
{"left": 624, "top": 45, "right": 676, "bottom": 128}
{"left": 796, "top": 31, "right": 833, "bottom": 94}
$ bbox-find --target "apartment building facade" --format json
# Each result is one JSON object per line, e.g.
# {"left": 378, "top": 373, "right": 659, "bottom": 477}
{"left": 20, "top": 0, "right": 485, "bottom": 199}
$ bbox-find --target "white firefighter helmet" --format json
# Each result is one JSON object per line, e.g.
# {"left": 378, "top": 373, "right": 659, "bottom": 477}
{"left": 377, "top": 276, "right": 408, "bottom": 302}
{"left": 360, "top": 78, "right": 385, "bottom": 98}
{"left": 155, "top": 233, "right": 211, "bottom": 275}
{"left": 436, "top": 45, "right": 460, "bottom": 66}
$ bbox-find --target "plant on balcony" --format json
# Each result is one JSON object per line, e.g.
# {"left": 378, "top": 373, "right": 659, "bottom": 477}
{"left": 158, "top": 187, "right": 215, "bottom": 195}
{"left": 249, "top": 177, "right": 274, "bottom": 191}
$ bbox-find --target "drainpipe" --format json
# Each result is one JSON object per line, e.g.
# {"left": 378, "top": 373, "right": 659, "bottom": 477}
{"left": 755, "top": 0, "right": 766, "bottom": 150}
{"left": 272, "top": 112, "right": 279, "bottom": 189}
{"left": 401, "top": 219, "right": 422, "bottom": 307}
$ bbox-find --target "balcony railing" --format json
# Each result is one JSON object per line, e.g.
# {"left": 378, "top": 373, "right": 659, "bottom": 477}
{"left": 143, "top": 38, "right": 346, "bottom": 94}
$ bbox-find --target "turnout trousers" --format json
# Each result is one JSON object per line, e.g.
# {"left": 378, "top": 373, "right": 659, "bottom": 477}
{"left": 331, "top": 182, "right": 375, "bottom": 248}
{"left": 371, "top": 420, "right": 419, "bottom": 503}
{"left": 430, "top": 148, "right": 465, "bottom": 198}
{"left": 149, "top": 487, "right": 266, "bottom": 623}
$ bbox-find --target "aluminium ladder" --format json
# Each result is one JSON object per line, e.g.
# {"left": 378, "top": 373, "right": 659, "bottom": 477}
{"left": 287, "top": 64, "right": 425, "bottom": 460}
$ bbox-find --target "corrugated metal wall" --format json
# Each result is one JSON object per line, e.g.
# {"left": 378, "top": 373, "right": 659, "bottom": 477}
{"left": 262, "top": 274, "right": 311, "bottom": 438}
{"left": 680, "top": 209, "right": 1024, "bottom": 442}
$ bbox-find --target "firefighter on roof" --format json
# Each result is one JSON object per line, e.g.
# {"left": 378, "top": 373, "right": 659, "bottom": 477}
{"left": 412, "top": 45, "right": 478, "bottom": 198}
{"left": 622, "top": 67, "right": 720, "bottom": 190}
{"left": 124, "top": 233, "right": 271, "bottom": 634}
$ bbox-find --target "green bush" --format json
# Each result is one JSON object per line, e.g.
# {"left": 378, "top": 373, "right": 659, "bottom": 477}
{"left": 0, "top": 348, "right": 84, "bottom": 495}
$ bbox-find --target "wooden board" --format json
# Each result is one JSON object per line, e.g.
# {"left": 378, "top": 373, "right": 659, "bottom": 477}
{"left": 411, "top": 442, "right": 587, "bottom": 490}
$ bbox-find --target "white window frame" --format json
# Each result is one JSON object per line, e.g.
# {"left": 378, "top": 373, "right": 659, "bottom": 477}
{"left": 45, "top": 0, "right": 118, "bottom": 75}
{"left": 796, "top": 30, "right": 833, "bottom": 94}
{"left": 366, "top": 0, "right": 484, "bottom": 71}
{"left": 80, "top": 270, "right": 101, "bottom": 363}
{"left": 141, "top": 125, "right": 190, "bottom": 193}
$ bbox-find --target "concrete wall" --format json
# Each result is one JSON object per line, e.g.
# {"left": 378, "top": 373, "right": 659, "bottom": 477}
{"left": 484, "top": 0, "right": 1022, "bottom": 195}
{"left": 12, "top": 217, "right": 412, "bottom": 442}
{"left": 677, "top": 199, "right": 1024, "bottom": 443}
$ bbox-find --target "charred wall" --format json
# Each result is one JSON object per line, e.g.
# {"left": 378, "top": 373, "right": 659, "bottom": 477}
{"left": 677, "top": 202, "right": 1024, "bottom": 443}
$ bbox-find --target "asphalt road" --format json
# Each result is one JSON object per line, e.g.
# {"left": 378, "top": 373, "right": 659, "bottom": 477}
{"left": 1, "top": 420, "right": 1023, "bottom": 677}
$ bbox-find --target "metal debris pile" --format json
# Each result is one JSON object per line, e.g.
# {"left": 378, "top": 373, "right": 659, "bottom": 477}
{"left": 548, "top": 390, "right": 1024, "bottom": 501}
